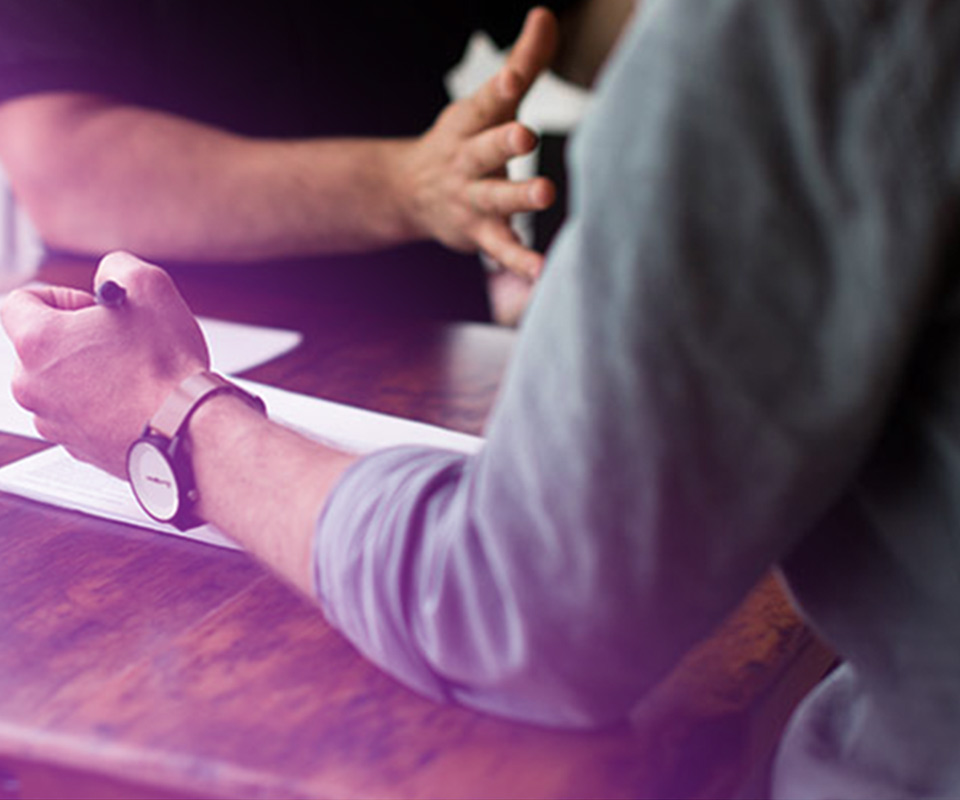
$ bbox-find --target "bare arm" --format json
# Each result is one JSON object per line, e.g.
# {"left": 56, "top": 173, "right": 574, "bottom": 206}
{"left": 0, "top": 97, "right": 418, "bottom": 260}
{"left": 0, "top": 9, "right": 559, "bottom": 277}
{"left": 188, "top": 395, "right": 356, "bottom": 595}
{"left": 0, "top": 252, "right": 355, "bottom": 595}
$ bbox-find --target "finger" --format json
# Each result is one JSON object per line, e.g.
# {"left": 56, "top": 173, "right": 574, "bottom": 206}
{"left": 32, "top": 415, "right": 59, "bottom": 444}
{"left": 96, "top": 250, "right": 198, "bottom": 318}
{"left": 30, "top": 284, "right": 97, "bottom": 311}
{"left": 502, "top": 7, "right": 560, "bottom": 98}
{"left": 476, "top": 221, "right": 545, "bottom": 280}
{"left": 0, "top": 288, "right": 87, "bottom": 366}
{"left": 94, "top": 250, "right": 166, "bottom": 300}
{"left": 446, "top": 9, "right": 559, "bottom": 136}
{"left": 469, "top": 176, "right": 555, "bottom": 217}
{"left": 95, "top": 249, "right": 177, "bottom": 307}
{"left": 446, "top": 70, "right": 520, "bottom": 136}
{"left": 2, "top": 284, "right": 94, "bottom": 323}
{"left": 460, "top": 122, "right": 538, "bottom": 176}
{"left": 9, "top": 364, "right": 43, "bottom": 414}
{"left": 96, "top": 250, "right": 209, "bottom": 366}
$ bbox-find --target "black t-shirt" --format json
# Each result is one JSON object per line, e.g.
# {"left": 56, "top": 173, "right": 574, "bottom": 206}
{"left": 0, "top": 0, "right": 573, "bottom": 319}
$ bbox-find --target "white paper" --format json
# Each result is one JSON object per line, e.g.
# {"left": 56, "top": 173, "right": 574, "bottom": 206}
{"left": 0, "top": 446, "right": 241, "bottom": 549}
{"left": 232, "top": 378, "right": 484, "bottom": 456}
{"left": 0, "top": 326, "right": 32, "bottom": 437}
{"left": 200, "top": 317, "right": 302, "bottom": 376}
{"left": 0, "top": 308, "right": 302, "bottom": 439}
{"left": 0, "top": 377, "right": 483, "bottom": 549}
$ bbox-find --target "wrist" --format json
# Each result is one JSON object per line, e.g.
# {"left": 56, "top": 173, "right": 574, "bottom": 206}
{"left": 185, "top": 389, "right": 271, "bottom": 521}
{"left": 381, "top": 137, "right": 430, "bottom": 244}
{"left": 127, "top": 371, "right": 264, "bottom": 530}
{"left": 187, "top": 388, "right": 268, "bottom": 450}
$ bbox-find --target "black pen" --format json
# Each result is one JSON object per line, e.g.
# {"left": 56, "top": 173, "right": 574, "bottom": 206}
{"left": 95, "top": 280, "right": 127, "bottom": 309}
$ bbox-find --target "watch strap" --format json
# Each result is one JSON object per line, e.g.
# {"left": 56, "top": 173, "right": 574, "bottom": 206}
{"left": 150, "top": 371, "right": 265, "bottom": 439}
{"left": 129, "top": 371, "right": 265, "bottom": 531}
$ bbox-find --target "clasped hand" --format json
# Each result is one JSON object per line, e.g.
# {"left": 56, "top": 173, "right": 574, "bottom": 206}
{"left": 0, "top": 252, "right": 209, "bottom": 478}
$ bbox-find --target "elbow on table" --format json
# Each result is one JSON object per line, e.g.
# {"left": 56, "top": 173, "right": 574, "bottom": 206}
{"left": 0, "top": 95, "right": 130, "bottom": 257}
{"left": 444, "top": 640, "right": 656, "bottom": 731}
{"left": 428, "top": 606, "right": 665, "bottom": 731}
{"left": 3, "top": 162, "right": 125, "bottom": 258}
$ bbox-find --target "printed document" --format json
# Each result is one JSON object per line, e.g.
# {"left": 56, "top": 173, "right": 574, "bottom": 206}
{"left": 0, "top": 378, "right": 483, "bottom": 549}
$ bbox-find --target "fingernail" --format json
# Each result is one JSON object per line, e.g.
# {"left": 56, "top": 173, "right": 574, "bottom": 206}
{"left": 529, "top": 182, "right": 551, "bottom": 208}
{"left": 512, "top": 126, "right": 531, "bottom": 152}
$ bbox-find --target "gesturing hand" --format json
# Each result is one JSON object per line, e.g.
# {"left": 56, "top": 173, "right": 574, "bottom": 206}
{"left": 399, "top": 7, "right": 560, "bottom": 279}
{"left": 0, "top": 251, "right": 209, "bottom": 477}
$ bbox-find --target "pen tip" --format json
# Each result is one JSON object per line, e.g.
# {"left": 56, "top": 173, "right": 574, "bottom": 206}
{"left": 96, "top": 280, "right": 127, "bottom": 308}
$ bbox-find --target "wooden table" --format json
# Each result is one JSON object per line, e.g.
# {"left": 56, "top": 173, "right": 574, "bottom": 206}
{"left": 0, "top": 257, "right": 835, "bottom": 799}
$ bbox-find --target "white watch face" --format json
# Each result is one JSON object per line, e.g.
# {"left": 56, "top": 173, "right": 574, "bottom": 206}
{"left": 128, "top": 439, "right": 179, "bottom": 522}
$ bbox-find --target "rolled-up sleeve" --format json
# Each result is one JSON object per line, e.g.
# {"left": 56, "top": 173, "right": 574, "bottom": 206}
{"left": 315, "top": 0, "right": 946, "bottom": 727}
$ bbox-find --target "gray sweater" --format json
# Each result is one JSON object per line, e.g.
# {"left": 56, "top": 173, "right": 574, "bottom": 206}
{"left": 315, "top": 1, "right": 960, "bottom": 796}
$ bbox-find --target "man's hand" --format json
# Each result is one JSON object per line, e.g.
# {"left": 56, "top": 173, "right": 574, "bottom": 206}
{"left": 0, "top": 251, "right": 208, "bottom": 477}
{"left": 396, "top": 7, "right": 560, "bottom": 279}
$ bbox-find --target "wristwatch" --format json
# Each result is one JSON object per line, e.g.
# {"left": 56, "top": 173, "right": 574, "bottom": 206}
{"left": 127, "top": 371, "right": 265, "bottom": 530}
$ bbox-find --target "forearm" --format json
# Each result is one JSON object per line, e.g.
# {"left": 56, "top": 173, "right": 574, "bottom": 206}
{"left": 0, "top": 93, "right": 420, "bottom": 261}
{"left": 187, "top": 394, "right": 359, "bottom": 594}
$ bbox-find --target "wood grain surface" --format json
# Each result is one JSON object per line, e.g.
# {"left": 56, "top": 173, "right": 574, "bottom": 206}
{"left": 0, "top": 258, "right": 834, "bottom": 799}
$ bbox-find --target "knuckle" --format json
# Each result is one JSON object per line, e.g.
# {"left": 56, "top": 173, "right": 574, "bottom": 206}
{"left": 12, "top": 323, "right": 53, "bottom": 369}
{"left": 0, "top": 291, "right": 16, "bottom": 328}
{"left": 503, "top": 123, "right": 527, "bottom": 153}
{"left": 476, "top": 222, "right": 502, "bottom": 251}
{"left": 139, "top": 262, "right": 175, "bottom": 294}
{"left": 0, "top": 289, "right": 34, "bottom": 342}
{"left": 454, "top": 149, "right": 477, "bottom": 175}
{"left": 506, "top": 182, "right": 528, "bottom": 207}
{"left": 436, "top": 103, "right": 457, "bottom": 125}
{"left": 10, "top": 369, "right": 40, "bottom": 413}
{"left": 491, "top": 184, "right": 519, "bottom": 216}
{"left": 472, "top": 86, "right": 499, "bottom": 122}
{"left": 100, "top": 250, "right": 173, "bottom": 300}
{"left": 33, "top": 417, "right": 59, "bottom": 444}
{"left": 467, "top": 182, "right": 488, "bottom": 212}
